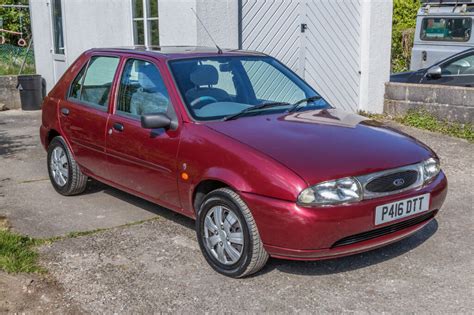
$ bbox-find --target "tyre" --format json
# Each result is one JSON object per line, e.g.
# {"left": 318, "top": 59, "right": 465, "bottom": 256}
{"left": 196, "top": 187, "right": 269, "bottom": 278}
{"left": 47, "top": 136, "right": 88, "bottom": 196}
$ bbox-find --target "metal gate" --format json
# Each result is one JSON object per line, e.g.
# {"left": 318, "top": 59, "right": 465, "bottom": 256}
{"left": 241, "top": 0, "right": 362, "bottom": 111}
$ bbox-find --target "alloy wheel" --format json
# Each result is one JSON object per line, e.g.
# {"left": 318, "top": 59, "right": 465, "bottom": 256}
{"left": 50, "top": 146, "right": 69, "bottom": 186}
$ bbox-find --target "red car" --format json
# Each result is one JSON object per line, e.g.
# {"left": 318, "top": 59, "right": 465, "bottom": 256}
{"left": 40, "top": 47, "right": 447, "bottom": 278}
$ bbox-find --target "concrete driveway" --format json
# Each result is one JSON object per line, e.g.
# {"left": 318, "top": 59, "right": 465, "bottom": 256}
{"left": 1, "top": 110, "right": 473, "bottom": 313}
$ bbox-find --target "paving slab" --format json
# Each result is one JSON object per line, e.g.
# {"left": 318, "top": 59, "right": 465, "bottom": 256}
{"left": 0, "top": 110, "right": 158, "bottom": 238}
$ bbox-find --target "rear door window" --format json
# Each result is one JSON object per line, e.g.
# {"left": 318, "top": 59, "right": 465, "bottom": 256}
{"left": 421, "top": 17, "right": 472, "bottom": 42}
{"left": 69, "top": 56, "right": 119, "bottom": 108}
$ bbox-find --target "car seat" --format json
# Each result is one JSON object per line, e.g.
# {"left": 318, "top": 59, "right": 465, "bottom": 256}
{"left": 185, "top": 65, "right": 230, "bottom": 106}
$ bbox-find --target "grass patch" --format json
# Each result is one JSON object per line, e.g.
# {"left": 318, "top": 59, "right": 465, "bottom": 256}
{"left": 0, "top": 216, "right": 160, "bottom": 273}
{"left": 0, "top": 61, "right": 35, "bottom": 75}
{"left": 394, "top": 110, "right": 474, "bottom": 142}
{"left": 359, "top": 110, "right": 474, "bottom": 142}
{"left": 0, "top": 229, "right": 45, "bottom": 273}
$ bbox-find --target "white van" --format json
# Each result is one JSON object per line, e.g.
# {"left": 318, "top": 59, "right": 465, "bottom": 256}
{"left": 411, "top": 0, "right": 474, "bottom": 70}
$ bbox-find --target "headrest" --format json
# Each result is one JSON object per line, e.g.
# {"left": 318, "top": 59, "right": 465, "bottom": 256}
{"left": 190, "top": 65, "right": 218, "bottom": 86}
{"left": 138, "top": 63, "right": 158, "bottom": 91}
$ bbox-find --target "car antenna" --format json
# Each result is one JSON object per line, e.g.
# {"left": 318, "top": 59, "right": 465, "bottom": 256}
{"left": 190, "top": 7, "right": 223, "bottom": 54}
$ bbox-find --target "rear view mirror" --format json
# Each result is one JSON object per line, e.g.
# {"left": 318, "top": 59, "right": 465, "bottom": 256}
{"left": 141, "top": 113, "right": 172, "bottom": 129}
{"left": 427, "top": 66, "right": 442, "bottom": 79}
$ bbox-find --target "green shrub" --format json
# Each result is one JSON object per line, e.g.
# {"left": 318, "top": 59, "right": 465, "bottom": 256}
{"left": 392, "top": 0, "right": 420, "bottom": 73}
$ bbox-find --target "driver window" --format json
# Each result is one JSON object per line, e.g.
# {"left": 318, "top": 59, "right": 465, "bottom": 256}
{"left": 441, "top": 53, "right": 474, "bottom": 75}
{"left": 116, "top": 59, "right": 170, "bottom": 118}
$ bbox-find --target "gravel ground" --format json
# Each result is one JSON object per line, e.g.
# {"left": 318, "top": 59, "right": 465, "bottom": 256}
{"left": 1, "top": 110, "right": 473, "bottom": 313}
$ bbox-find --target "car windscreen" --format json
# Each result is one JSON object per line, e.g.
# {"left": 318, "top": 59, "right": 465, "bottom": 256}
{"left": 421, "top": 17, "right": 472, "bottom": 42}
{"left": 168, "top": 56, "right": 330, "bottom": 121}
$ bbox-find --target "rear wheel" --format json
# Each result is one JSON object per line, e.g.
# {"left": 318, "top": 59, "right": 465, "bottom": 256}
{"left": 47, "top": 136, "right": 88, "bottom": 195}
{"left": 196, "top": 188, "right": 268, "bottom": 278}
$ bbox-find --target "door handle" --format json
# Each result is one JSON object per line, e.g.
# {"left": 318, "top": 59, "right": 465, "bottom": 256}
{"left": 60, "top": 107, "right": 69, "bottom": 116}
{"left": 112, "top": 122, "right": 124, "bottom": 132}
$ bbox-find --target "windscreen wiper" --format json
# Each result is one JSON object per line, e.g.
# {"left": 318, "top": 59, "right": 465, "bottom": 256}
{"left": 223, "top": 102, "right": 290, "bottom": 121}
{"left": 287, "top": 96, "right": 323, "bottom": 113}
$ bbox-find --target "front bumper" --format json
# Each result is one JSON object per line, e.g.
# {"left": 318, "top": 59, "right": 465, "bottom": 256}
{"left": 241, "top": 171, "right": 447, "bottom": 261}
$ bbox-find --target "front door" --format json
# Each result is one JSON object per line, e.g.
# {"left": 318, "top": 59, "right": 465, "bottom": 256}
{"left": 59, "top": 55, "right": 120, "bottom": 178}
{"left": 422, "top": 51, "right": 474, "bottom": 87}
{"left": 105, "top": 58, "right": 181, "bottom": 209}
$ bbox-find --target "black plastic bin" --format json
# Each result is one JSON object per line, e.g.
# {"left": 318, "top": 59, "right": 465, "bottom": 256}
{"left": 17, "top": 75, "right": 44, "bottom": 111}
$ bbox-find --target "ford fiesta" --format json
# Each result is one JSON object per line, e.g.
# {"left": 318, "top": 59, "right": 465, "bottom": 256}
{"left": 40, "top": 47, "right": 447, "bottom": 278}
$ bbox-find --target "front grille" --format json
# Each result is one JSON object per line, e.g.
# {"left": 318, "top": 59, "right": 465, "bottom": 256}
{"left": 365, "top": 170, "right": 418, "bottom": 193}
{"left": 331, "top": 211, "right": 436, "bottom": 248}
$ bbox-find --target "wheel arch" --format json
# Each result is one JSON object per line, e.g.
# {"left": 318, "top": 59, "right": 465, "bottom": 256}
{"left": 192, "top": 168, "right": 252, "bottom": 214}
{"left": 45, "top": 128, "right": 61, "bottom": 147}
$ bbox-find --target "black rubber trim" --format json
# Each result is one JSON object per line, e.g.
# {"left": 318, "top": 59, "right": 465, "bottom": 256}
{"left": 331, "top": 211, "right": 436, "bottom": 248}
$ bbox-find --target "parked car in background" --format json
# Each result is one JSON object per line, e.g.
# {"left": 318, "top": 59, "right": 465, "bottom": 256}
{"left": 392, "top": 48, "right": 474, "bottom": 86}
{"left": 40, "top": 47, "right": 447, "bottom": 278}
{"left": 411, "top": 0, "right": 474, "bottom": 71}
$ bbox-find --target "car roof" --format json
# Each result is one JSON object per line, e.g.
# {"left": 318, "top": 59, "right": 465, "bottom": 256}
{"left": 89, "top": 46, "right": 267, "bottom": 60}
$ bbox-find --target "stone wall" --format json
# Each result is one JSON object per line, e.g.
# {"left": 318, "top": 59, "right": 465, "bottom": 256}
{"left": 384, "top": 82, "right": 474, "bottom": 124}
{"left": 0, "top": 75, "right": 21, "bottom": 110}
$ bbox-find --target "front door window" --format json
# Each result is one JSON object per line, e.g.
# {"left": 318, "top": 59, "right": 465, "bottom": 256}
{"left": 116, "top": 58, "right": 170, "bottom": 117}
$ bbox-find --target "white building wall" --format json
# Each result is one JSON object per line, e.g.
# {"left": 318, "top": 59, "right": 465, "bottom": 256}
{"left": 159, "top": 0, "right": 392, "bottom": 114}
{"left": 30, "top": 0, "right": 55, "bottom": 92}
{"left": 159, "top": 0, "right": 239, "bottom": 49}
{"left": 359, "top": 0, "right": 393, "bottom": 113}
{"left": 30, "top": 0, "right": 134, "bottom": 91}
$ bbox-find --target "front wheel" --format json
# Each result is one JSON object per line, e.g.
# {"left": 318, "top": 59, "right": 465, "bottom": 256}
{"left": 47, "top": 136, "right": 88, "bottom": 196}
{"left": 196, "top": 188, "right": 269, "bottom": 278}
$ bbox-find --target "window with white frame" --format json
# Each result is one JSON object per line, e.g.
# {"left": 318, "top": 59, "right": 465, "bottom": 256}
{"left": 51, "top": 0, "right": 65, "bottom": 54}
{"left": 132, "top": 0, "right": 159, "bottom": 46}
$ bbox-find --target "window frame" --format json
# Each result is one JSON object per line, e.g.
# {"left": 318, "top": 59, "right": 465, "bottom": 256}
{"left": 113, "top": 57, "right": 172, "bottom": 121}
{"left": 131, "top": 0, "right": 159, "bottom": 46}
{"left": 420, "top": 17, "right": 473, "bottom": 42}
{"left": 50, "top": 0, "right": 65, "bottom": 56}
{"left": 67, "top": 54, "right": 121, "bottom": 112}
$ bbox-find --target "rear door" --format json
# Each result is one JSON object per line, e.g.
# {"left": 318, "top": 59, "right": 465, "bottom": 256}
{"left": 105, "top": 57, "right": 181, "bottom": 209}
{"left": 58, "top": 55, "right": 120, "bottom": 178}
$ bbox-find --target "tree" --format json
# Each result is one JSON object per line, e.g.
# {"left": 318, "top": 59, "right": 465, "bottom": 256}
{"left": 392, "top": 0, "right": 420, "bottom": 73}
{"left": 0, "top": 0, "right": 31, "bottom": 45}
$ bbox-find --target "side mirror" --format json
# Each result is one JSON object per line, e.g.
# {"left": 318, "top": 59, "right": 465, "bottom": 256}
{"left": 427, "top": 66, "right": 442, "bottom": 79}
{"left": 141, "top": 113, "right": 172, "bottom": 129}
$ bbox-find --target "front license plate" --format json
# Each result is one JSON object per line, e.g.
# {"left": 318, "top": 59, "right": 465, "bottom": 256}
{"left": 375, "top": 193, "right": 430, "bottom": 225}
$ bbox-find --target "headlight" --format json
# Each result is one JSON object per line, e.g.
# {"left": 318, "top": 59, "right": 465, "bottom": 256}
{"left": 297, "top": 177, "right": 362, "bottom": 206}
{"left": 422, "top": 157, "right": 440, "bottom": 183}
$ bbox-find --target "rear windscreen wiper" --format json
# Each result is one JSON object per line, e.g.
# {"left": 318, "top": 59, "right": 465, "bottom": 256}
{"left": 223, "top": 102, "right": 290, "bottom": 121}
{"left": 287, "top": 96, "right": 323, "bottom": 113}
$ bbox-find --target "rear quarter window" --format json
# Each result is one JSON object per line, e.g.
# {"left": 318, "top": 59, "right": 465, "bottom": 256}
{"left": 68, "top": 56, "right": 119, "bottom": 108}
{"left": 421, "top": 17, "right": 472, "bottom": 42}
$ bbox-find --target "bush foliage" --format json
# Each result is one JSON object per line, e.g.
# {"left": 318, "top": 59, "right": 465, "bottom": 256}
{"left": 0, "top": 0, "right": 31, "bottom": 45}
{"left": 392, "top": 0, "right": 420, "bottom": 73}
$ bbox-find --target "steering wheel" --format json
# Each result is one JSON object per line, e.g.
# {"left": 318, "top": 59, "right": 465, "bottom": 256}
{"left": 190, "top": 96, "right": 218, "bottom": 109}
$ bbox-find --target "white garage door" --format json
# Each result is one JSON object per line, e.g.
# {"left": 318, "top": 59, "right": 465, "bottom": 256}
{"left": 241, "top": 0, "right": 361, "bottom": 112}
